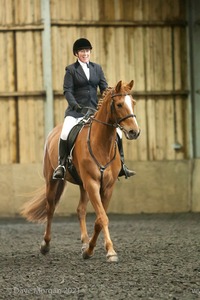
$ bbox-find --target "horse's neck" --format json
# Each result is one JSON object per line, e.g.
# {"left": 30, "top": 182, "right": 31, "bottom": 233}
{"left": 91, "top": 106, "right": 116, "bottom": 152}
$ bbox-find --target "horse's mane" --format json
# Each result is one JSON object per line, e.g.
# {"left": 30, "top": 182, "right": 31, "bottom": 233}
{"left": 97, "top": 87, "right": 113, "bottom": 110}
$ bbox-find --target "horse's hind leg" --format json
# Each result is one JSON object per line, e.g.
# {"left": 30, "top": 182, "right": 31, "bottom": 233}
{"left": 77, "top": 186, "right": 90, "bottom": 253}
{"left": 40, "top": 180, "right": 65, "bottom": 254}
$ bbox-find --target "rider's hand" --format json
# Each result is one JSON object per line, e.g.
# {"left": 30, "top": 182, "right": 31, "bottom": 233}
{"left": 73, "top": 104, "right": 82, "bottom": 113}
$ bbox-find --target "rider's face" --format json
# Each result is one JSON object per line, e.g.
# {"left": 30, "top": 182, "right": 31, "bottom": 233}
{"left": 76, "top": 49, "right": 91, "bottom": 63}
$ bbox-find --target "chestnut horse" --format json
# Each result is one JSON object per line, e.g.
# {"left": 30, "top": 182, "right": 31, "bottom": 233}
{"left": 21, "top": 80, "right": 140, "bottom": 262}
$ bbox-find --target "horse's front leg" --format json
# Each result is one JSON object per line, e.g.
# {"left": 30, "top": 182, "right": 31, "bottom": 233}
{"left": 82, "top": 183, "right": 118, "bottom": 262}
{"left": 83, "top": 213, "right": 118, "bottom": 262}
{"left": 99, "top": 189, "right": 119, "bottom": 262}
{"left": 82, "top": 217, "right": 102, "bottom": 260}
{"left": 77, "top": 186, "right": 90, "bottom": 253}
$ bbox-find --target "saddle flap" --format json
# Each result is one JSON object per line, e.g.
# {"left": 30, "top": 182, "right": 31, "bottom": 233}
{"left": 66, "top": 121, "right": 86, "bottom": 185}
{"left": 66, "top": 122, "right": 84, "bottom": 154}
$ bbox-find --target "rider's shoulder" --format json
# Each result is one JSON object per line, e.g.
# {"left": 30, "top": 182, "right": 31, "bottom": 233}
{"left": 65, "top": 61, "right": 79, "bottom": 71}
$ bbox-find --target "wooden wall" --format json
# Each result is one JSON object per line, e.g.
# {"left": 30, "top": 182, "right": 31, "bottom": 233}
{"left": 0, "top": 0, "right": 44, "bottom": 163}
{"left": 0, "top": 0, "right": 189, "bottom": 164}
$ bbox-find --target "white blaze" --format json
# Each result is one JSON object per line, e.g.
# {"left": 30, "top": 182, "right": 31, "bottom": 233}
{"left": 125, "top": 95, "right": 138, "bottom": 126}
{"left": 125, "top": 95, "right": 133, "bottom": 113}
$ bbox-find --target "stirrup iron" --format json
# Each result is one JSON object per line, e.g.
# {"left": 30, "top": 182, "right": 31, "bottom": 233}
{"left": 53, "top": 165, "right": 66, "bottom": 180}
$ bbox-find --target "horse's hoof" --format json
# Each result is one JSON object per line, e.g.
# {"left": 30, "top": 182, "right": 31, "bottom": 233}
{"left": 106, "top": 254, "right": 119, "bottom": 263}
{"left": 81, "top": 243, "right": 89, "bottom": 253}
{"left": 82, "top": 249, "right": 93, "bottom": 260}
{"left": 40, "top": 241, "right": 50, "bottom": 255}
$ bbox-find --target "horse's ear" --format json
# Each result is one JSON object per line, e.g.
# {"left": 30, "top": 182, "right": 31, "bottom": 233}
{"left": 115, "top": 81, "right": 122, "bottom": 93}
{"left": 127, "top": 80, "right": 134, "bottom": 90}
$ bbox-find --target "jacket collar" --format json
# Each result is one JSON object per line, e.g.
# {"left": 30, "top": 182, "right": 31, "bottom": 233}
{"left": 75, "top": 60, "right": 94, "bottom": 68}
{"left": 74, "top": 60, "right": 94, "bottom": 81}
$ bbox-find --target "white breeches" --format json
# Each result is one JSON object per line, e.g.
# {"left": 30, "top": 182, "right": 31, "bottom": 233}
{"left": 60, "top": 116, "right": 84, "bottom": 140}
{"left": 60, "top": 116, "right": 123, "bottom": 140}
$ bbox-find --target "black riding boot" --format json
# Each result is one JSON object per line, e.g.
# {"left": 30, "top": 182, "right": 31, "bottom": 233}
{"left": 117, "top": 137, "right": 136, "bottom": 179}
{"left": 53, "top": 138, "right": 68, "bottom": 180}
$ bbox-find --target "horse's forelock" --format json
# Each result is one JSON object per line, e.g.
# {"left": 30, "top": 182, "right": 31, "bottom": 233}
{"left": 121, "top": 82, "right": 132, "bottom": 93}
{"left": 114, "top": 81, "right": 132, "bottom": 94}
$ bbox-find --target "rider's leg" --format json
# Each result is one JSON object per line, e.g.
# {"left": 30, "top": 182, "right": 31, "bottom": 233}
{"left": 53, "top": 138, "right": 68, "bottom": 179}
{"left": 53, "top": 116, "right": 78, "bottom": 180}
{"left": 116, "top": 129, "right": 136, "bottom": 179}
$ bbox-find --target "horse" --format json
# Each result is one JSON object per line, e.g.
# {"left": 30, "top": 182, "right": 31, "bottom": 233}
{"left": 21, "top": 80, "right": 140, "bottom": 262}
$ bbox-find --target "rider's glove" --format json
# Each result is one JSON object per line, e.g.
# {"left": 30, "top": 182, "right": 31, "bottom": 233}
{"left": 73, "top": 104, "right": 82, "bottom": 113}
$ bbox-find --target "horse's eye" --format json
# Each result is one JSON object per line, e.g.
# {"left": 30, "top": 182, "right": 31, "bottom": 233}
{"left": 117, "top": 103, "right": 123, "bottom": 108}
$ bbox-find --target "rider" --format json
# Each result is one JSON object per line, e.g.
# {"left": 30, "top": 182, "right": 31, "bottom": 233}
{"left": 53, "top": 38, "right": 135, "bottom": 180}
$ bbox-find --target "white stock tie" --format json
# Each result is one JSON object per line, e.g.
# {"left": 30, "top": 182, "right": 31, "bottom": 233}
{"left": 82, "top": 63, "right": 90, "bottom": 80}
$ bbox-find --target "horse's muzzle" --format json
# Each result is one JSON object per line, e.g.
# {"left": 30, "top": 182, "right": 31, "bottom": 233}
{"left": 125, "top": 129, "right": 141, "bottom": 140}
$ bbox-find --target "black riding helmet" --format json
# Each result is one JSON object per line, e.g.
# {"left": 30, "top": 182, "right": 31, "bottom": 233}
{"left": 73, "top": 38, "right": 92, "bottom": 55}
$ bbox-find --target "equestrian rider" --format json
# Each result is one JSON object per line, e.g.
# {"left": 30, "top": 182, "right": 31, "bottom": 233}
{"left": 53, "top": 38, "right": 135, "bottom": 180}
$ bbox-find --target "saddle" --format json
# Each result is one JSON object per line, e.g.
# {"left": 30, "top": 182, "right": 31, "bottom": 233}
{"left": 66, "top": 118, "right": 90, "bottom": 185}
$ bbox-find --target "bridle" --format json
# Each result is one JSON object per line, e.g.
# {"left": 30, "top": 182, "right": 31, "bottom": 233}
{"left": 90, "top": 91, "right": 137, "bottom": 129}
{"left": 86, "top": 91, "right": 137, "bottom": 187}
{"left": 110, "top": 91, "right": 136, "bottom": 129}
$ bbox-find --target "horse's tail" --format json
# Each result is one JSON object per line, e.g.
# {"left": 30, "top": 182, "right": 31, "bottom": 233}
{"left": 21, "top": 124, "right": 65, "bottom": 223}
{"left": 20, "top": 180, "right": 66, "bottom": 223}
{"left": 20, "top": 186, "right": 48, "bottom": 223}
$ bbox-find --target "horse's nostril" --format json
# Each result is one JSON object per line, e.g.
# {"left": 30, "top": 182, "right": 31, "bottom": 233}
{"left": 129, "top": 129, "right": 140, "bottom": 139}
